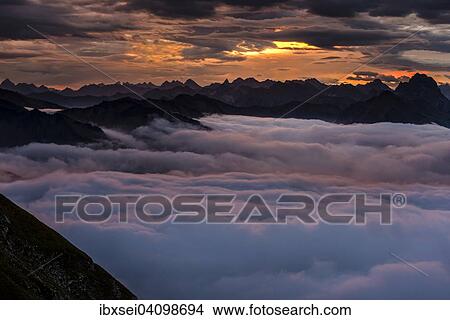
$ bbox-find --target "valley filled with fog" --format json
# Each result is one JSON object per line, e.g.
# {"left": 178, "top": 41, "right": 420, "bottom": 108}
{"left": 1, "top": 115, "right": 450, "bottom": 299}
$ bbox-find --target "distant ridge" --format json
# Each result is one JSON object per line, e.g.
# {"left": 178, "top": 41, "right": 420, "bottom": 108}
{"left": 0, "top": 99, "right": 106, "bottom": 147}
{"left": 0, "top": 88, "right": 63, "bottom": 110}
{"left": 1, "top": 74, "right": 449, "bottom": 134}
{"left": 59, "top": 73, "right": 450, "bottom": 129}
{"left": 0, "top": 76, "right": 396, "bottom": 108}
{"left": 5, "top": 75, "right": 448, "bottom": 110}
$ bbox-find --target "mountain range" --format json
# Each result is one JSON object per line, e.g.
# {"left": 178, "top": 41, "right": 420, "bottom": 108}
{"left": 2, "top": 76, "right": 450, "bottom": 108}
{"left": 0, "top": 73, "right": 449, "bottom": 148}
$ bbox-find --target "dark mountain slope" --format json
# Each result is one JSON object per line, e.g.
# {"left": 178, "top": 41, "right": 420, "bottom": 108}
{"left": 164, "top": 93, "right": 348, "bottom": 121}
{"left": 0, "top": 101, "right": 106, "bottom": 147}
{"left": 173, "top": 74, "right": 449, "bottom": 127}
{"left": 189, "top": 78, "right": 389, "bottom": 108}
{"left": 60, "top": 96, "right": 211, "bottom": 131}
{"left": 60, "top": 82, "right": 155, "bottom": 97}
{"left": 195, "top": 77, "right": 390, "bottom": 108}
{"left": 0, "top": 194, "right": 136, "bottom": 299}
{"left": 396, "top": 74, "right": 450, "bottom": 122}
{"left": 162, "top": 94, "right": 242, "bottom": 117}
{"left": 339, "top": 91, "right": 431, "bottom": 125}
{"left": 28, "top": 91, "right": 106, "bottom": 108}
{"left": 0, "top": 88, "right": 63, "bottom": 110}
{"left": 335, "top": 74, "right": 450, "bottom": 127}
{"left": 440, "top": 84, "right": 450, "bottom": 100}
{"left": 28, "top": 91, "right": 137, "bottom": 108}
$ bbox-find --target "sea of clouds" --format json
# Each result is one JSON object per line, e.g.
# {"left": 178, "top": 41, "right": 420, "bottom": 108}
{"left": 0, "top": 115, "right": 449, "bottom": 299}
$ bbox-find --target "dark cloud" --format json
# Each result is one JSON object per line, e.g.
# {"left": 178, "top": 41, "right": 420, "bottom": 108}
{"left": 226, "top": 8, "right": 296, "bottom": 20}
{"left": 366, "top": 0, "right": 450, "bottom": 24}
{"left": 260, "top": 27, "right": 402, "bottom": 48}
{"left": 174, "top": 23, "right": 407, "bottom": 63}
{"left": 182, "top": 46, "right": 246, "bottom": 62}
{"left": 123, "top": 0, "right": 450, "bottom": 24}
{"left": 0, "top": 0, "right": 134, "bottom": 40}
{"left": 291, "top": 0, "right": 450, "bottom": 24}
{"left": 341, "top": 17, "right": 392, "bottom": 30}
{"left": 124, "top": 0, "right": 217, "bottom": 19}
{"left": 0, "top": 1, "right": 88, "bottom": 40}
{"left": 0, "top": 51, "right": 41, "bottom": 59}
{"left": 124, "top": 0, "right": 287, "bottom": 19}
{"left": 188, "top": 26, "right": 246, "bottom": 36}
{"left": 301, "top": 0, "right": 366, "bottom": 18}
{"left": 321, "top": 56, "right": 341, "bottom": 60}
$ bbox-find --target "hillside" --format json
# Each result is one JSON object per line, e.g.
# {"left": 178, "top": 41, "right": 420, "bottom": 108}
{"left": 0, "top": 194, "right": 136, "bottom": 299}
{"left": 0, "top": 100, "right": 106, "bottom": 147}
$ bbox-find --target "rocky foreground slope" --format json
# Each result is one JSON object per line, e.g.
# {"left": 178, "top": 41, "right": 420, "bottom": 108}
{"left": 0, "top": 194, "right": 136, "bottom": 299}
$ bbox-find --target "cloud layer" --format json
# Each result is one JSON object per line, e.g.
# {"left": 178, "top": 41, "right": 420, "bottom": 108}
{"left": 0, "top": 115, "right": 449, "bottom": 298}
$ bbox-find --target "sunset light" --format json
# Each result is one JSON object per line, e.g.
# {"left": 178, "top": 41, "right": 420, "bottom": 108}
{"left": 0, "top": 0, "right": 449, "bottom": 311}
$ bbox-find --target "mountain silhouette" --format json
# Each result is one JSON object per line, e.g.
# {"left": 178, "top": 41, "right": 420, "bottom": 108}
{"left": 0, "top": 79, "right": 52, "bottom": 95}
{"left": 61, "top": 96, "right": 210, "bottom": 131}
{"left": 1, "top": 73, "right": 449, "bottom": 148}
{"left": 0, "top": 88, "right": 63, "bottom": 110}
{"left": 0, "top": 100, "right": 106, "bottom": 147}
{"left": 313, "top": 74, "right": 450, "bottom": 126}
{"left": 1, "top": 76, "right": 394, "bottom": 109}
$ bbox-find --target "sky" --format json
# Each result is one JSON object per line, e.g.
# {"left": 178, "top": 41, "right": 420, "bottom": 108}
{"left": 0, "top": 0, "right": 449, "bottom": 88}
{"left": 1, "top": 115, "right": 450, "bottom": 298}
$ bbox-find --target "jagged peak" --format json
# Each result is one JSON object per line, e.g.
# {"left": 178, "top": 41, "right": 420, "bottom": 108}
{"left": 408, "top": 73, "right": 438, "bottom": 87}
{"left": 396, "top": 73, "right": 440, "bottom": 92}
{"left": 364, "top": 78, "right": 391, "bottom": 89}
{"left": 162, "top": 80, "right": 182, "bottom": 85}
{"left": 229, "top": 77, "right": 262, "bottom": 88}
{"left": 17, "top": 82, "right": 38, "bottom": 88}
{"left": 160, "top": 80, "right": 183, "bottom": 90}
{"left": 184, "top": 78, "right": 198, "bottom": 84}
{"left": 305, "top": 78, "right": 323, "bottom": 84}
{"left": 305, "top": 78, "right": 326, "bottom": 88}
{"left": 184, "top": 78, "right": 201, "bottom": 88}
{"left": 1, "top": 79, "right": 15, "bottom": 87}
{"left": 395, "top": 73, "right": 447, "bottom": 105}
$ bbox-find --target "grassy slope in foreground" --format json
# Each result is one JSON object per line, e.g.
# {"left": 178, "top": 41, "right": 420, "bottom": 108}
{"left": 0, "top": 194, "right": 136, "bottom": 299}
